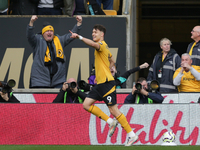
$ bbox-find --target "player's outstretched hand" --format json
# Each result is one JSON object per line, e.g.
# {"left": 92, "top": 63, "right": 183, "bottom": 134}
{"left": 69, "top": 30, "right": 79, "bottom": 39}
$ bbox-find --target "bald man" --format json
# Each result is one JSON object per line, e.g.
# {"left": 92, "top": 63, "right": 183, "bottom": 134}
{"left": 52, "top": 78, "right": 87, "bottom": 103}
{"left": 186, "top": 26, "right": 200, "bottom": 66}
{"left": 173, "top": 53, "right": 200, "bottom": 92}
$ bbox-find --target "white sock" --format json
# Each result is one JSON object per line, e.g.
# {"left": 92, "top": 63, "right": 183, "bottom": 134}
{"left": 128, "top": 131, "right": 136, "bottom": 137}
{"left": 107, "top": 118, "right": 113, "bottom": 125}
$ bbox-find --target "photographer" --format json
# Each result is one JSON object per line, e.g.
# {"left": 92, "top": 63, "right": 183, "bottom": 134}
{"left": 124, "top": 77, "right": 164, "bottom": 104}
{"left": 0, "top": 91, "right": 20, "bottom": 103}
{"left": 0, "top": 79, "right": 20, "bottom": 103}
{"left": 52, "top": 78, "right": 87, "bottom": 103}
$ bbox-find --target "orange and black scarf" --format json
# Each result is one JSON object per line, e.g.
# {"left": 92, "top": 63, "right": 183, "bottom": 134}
{"left": 44, "top": 36, "right": 64, "bottom": 65}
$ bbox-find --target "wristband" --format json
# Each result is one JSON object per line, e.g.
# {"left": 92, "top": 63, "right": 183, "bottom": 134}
{"left": 79, "top": 35, "right": 83, "bottom": 40}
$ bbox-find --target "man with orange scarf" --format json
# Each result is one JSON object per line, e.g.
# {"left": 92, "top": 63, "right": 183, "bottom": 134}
{"left": 26, "top": 15, "right": 82, "bottom": 88}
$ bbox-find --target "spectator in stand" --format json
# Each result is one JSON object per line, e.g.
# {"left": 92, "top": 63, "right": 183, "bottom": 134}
{"left": 63, "top": 0, "right": 89, "bottom": 16}
{"left": 52, "top": 78, "right": 87, "bottom": 103}
{"left": 124, "top": 77, "right": 164, "bottom": 104}
{"left": 8, "top": 0, "right": 38, "bottom": 15}
{"left": 147, "top": 38, "right": 181, "bottom": 93}
{"left": 37, "top": 0, "right": 63, "bottom": 15}
{"left": 173, "top": 53, "right": 200, "bottom": 92}
{"left": 0, "top": 91, "right": 20, "bottom": 103}
{"left": 186, "top": 26, "right": 200, "bottom": 66}
{"left": 74, "top": 0, "right": 89, "bottom": 15}
{"left": 26, "top": 15, "right": 82, "bottom": 88}
{"left": 0, "top": 0, "right": 8, "bottom": 15}
{"left": 96, "top": 0, "right": 113, "bottom": 10}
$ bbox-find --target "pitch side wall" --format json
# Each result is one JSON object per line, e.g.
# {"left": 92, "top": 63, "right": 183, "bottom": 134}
{"left": 0, "top": 103, "right": 199, "bottom": 145}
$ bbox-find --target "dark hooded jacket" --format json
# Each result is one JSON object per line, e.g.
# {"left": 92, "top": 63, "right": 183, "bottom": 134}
{"left": 147, "top": 49, "right": 181, "bottom": 93}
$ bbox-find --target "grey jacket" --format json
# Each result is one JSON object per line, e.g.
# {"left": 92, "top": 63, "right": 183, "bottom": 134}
{"left": 26, "top": 24, "right": 81, "bottom": 88}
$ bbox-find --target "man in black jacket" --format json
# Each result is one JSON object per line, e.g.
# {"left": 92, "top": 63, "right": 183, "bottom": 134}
{"left": 0, "top": 91, "right": 20, "bottom": 103}
{"left": 52, "top": 78, "right": 86, "bottom": 103}
{"left": 124, "top": 77, "right": 164, "bottom": 104}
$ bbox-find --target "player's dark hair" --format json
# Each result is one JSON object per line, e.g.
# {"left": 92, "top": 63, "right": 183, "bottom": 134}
{"left": 93, "top": 24, "right": 106, "bottom": 35}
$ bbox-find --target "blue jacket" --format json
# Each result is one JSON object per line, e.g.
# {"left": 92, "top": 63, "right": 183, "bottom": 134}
{"left": 124, "top": 91, "right": 164, "bottom": 104}
{"left": 147, "top": 49, "right": 181, "bottom": 93}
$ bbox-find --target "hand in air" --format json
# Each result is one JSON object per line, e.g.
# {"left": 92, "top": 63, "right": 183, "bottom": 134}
{"left": 69, "top": 30, "right": 79, "bottom": 39}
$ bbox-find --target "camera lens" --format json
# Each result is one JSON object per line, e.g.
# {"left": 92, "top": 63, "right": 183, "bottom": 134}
{"left": 7, "top": 79, "right": 16, "bottom": 88}
{"left": 150, "top": 80, "right": 159, "bottom": 90}
{"left": 135, "top": 83, "right": 142, "bottom": 90}
{"left": 78, "top": 80, "right": 87, "bottom": 89}
{"left": 70, "top": 82, "right": 76, "bottom": 88}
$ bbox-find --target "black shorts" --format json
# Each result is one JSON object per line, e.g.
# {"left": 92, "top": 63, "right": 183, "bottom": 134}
{"left": 87, "top": 80, "right": 116, "bottom": 106}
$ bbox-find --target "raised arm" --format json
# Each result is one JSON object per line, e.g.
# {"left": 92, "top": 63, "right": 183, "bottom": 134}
{"left": 173, "top": 68, "right": 183, "bottom": 86}
{"left": 29, "top": 15, "right": 38, "bottom": 27}
{"left": 190, "top": 67, "right": 200, "bottom": 80}
{"left": 76, "top": 16, "right": 82, "bottom": 27}
{"left": 121, "top": 62, "right": 149, "bottom": 79}
{"left": 26, "top": 15, "right": 38, "bottom": 49}
{"left": 69, "top": 30, "right": 100, "bottom": 50}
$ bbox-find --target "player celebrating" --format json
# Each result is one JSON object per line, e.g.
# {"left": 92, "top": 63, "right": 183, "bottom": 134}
{"left": 69, "top": 24, "right": 138, "bottom": 146}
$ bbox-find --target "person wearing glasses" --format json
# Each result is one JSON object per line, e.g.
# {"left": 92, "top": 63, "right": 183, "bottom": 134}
{"left": 186, "top": 26, "right": 200, "bottom": 66}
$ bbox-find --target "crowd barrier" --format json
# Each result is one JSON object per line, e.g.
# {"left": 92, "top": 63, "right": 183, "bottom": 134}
{"left": 13, "top": 89, "right": 200, "bottom": 103}
{"left": 0, "top": 103, "right": 199, "bottom": 145}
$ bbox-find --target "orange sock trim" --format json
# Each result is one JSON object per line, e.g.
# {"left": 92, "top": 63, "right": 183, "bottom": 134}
{"left": 88, "top": 105, "right": 109, "bottom": 122}
{"left": 116, "top": 113, "right": 132, "bottom": 133}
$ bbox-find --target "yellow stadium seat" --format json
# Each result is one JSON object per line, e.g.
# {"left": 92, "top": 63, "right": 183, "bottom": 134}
{"left": 101, "top": 0, "right": 120, "bottom": 11}
{"left": 103, "top": 10, "right": 117, "bottom": 15}
{"left": 113, "top": 0, "right": 120, "bottom": 12}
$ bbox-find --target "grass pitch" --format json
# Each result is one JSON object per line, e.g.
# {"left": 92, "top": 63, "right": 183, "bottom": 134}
{"left": 0, "top": 145, "right": 199, "bottom": 150}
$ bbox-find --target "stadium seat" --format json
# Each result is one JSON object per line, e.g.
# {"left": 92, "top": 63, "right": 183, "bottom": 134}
{"left": 113, "top": 0, "right": 120, "bottom": 11}
{"left": 103, "top": 10, "right": 117, "bottom": 15}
